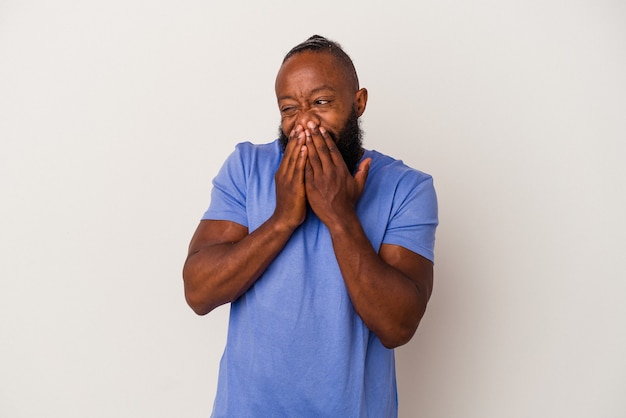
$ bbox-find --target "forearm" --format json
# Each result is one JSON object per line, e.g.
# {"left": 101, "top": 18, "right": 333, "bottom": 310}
{"left": 328, "top": 214, "right": 430, "bottom": 348}
{"left": 183, "top": 217, "right": 295, "bottom": 315}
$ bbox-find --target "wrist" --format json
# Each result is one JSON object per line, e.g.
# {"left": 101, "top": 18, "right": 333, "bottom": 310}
{"left": 268, "top": 211, "right": 303, "bottom": 235}
{"left": 325, "top": 209, "right": 362, "bottom": 239}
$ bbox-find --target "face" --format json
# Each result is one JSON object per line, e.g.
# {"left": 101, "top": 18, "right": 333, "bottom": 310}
{"left": 278, "top": 106, "right": 363, "bottom": 173}
{"left": 275, "top": 51, "right": 368, "bottom": 171}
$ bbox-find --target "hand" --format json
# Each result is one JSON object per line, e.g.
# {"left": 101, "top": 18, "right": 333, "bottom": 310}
{"left": 303, "top": 121, "right": 371, "bottom": 227}
{"left": 273, "top": 126, "right": 308, "bottom": 230}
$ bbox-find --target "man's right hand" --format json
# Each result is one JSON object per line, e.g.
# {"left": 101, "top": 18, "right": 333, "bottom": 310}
{"left": 273, "top": 125, "right": 308, "bottom": 231}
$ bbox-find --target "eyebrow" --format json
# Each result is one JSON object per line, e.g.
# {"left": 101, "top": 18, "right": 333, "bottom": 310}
{"left": 277, "top": 84, "right": 337, "bottom": 102}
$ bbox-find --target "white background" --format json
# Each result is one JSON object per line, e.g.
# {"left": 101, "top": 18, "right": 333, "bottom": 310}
{"left": 1, "top": 1, "right": 625, "bottom": 417}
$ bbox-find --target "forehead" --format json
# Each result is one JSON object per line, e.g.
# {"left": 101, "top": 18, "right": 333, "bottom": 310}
{"left": 275, "top": 51, "right": 350, "bottom": 96}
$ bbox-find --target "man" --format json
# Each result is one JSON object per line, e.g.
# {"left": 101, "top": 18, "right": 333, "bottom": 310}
{"left": 183, "top": 35, "right": 438, "bottom": 417}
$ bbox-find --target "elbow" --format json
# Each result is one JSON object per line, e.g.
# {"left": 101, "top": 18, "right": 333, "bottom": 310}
{"left": 184, "top": 290, "right": 213, "bottom": 316}
{"left": 378, "top": 323, "right": 418, "bottom": 349}
{"left": 376, "top": 307, "right": 427, "bottom": 349}
{"left": 183, "top": 274, "right": 222, "bottom": 315}
{"left": 380, "top": 289, "right": 432, "bottom": 348}
{"left": 182, "top": 264, "right": 216, "bottom": 316}
{"left": 182, "top": 268, "right": 234, "bottom": 315}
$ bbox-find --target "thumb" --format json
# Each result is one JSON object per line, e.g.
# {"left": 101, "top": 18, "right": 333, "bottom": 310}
{"left": 354, "top": 157, "right": 372, "bottom": 195}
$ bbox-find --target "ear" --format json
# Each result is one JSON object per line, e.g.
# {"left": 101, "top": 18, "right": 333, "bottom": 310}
{"left": 354, "top": 88, "right": 368, "bottom": 117}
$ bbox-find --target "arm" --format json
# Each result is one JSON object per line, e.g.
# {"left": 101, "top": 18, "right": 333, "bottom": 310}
{"left": 303, "top": 124, "right": 433, "bottom": 348}
{"left": 328, "top": 218, "right": 433, "bottom": 349}
{"left": 183, "top": 130, "right": 308, "bottom": 315}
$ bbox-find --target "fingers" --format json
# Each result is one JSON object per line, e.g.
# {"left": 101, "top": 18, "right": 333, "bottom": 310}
{"left": 280, "top": 125, "right": 306, "bottom": 175}
{"left": 275, "top": 127, "right": 308, "bottom": 228}
{"left": 318, "top": 126, "right": 345, "bottom": 167}
{"left": 304, "top": 122, "right": 343, "bottom": 173}
{"left": 291, "top": 126, "right": 307, "bottom": 172}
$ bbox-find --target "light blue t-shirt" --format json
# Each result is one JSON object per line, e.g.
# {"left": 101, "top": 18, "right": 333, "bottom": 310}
{"left": 203, "top": 140, "right": 438, "bottom": 417}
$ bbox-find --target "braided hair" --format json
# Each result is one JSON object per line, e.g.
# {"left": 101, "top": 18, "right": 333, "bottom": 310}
{"left": 283, "top": 35, "right": 360, "bottom": 91}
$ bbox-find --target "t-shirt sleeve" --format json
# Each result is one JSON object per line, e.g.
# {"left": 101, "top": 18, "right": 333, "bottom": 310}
{"left": 382, "top": 173, "right": 438, "bottom": 263}
{"left": 201, "top": 143, "right": 249, "bottom": 228}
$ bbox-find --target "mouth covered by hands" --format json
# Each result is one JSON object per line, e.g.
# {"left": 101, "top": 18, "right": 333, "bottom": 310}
{"left": 274, "top": 121, "right": 371, "bottom": 229}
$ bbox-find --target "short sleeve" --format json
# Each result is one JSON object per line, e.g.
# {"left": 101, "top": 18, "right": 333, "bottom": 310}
{"left": 201, "top": 143, "right": 250, "bottom": 228}
{"left": 382, "top": 174, "right": 438, "bottom": 263}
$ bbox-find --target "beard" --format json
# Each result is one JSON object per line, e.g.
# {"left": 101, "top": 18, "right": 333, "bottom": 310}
{"left": 278, "top": 108, "right": 364, "bottom": 174}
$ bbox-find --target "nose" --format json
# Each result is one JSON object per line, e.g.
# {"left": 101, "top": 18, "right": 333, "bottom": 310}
{"left": 295, "top": 108, "right": 320, "bottom": 130}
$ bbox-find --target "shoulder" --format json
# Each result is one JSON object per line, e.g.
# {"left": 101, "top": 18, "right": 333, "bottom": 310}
{"left": 362, "top": 150, "right": 438, "bottom": 262}
{"left": 231, "top": 139, "right": 282, "bottom": 160}
{"left": 223, "top": 139, "right": 283, "bottom": 174}
{"left": 233, "top": 139, "right": 281, "bottom": 153}
{"left": 364, "top": 149, "right": 434, "bottom": 188}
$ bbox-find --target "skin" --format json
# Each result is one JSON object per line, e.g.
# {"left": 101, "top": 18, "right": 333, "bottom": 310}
{"left": 183, "top": 51, "right": 433, "bottom": 348}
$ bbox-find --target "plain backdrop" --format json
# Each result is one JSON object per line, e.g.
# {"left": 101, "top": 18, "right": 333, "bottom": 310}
{"left": 1, "top": 1, "right": 625, "bottom": 417}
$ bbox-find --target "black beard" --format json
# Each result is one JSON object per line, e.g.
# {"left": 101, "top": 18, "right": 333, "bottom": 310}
{"left": 278, "top": 108, "right": 363, "bottom": 174}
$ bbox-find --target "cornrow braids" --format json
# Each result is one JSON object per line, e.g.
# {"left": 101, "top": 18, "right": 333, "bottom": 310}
{"left": 283, "top": 35, "right": 360, "bottom": 91}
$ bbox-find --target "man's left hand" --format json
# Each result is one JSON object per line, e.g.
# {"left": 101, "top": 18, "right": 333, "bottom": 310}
{"left": 303, "top": 121, "right": 371, "bottom": 226}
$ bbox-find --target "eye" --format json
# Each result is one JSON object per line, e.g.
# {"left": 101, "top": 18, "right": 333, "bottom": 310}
{"left": 315, "top": 99, "right": 331, "bottom": 106}
{"left": 280, "top": 106, "right": 297, "bottom": 116}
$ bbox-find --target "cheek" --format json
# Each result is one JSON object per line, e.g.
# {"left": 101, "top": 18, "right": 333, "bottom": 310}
{"left": 280, "top": 119, "right": 295, "bottom": 135}
{"left": 279, "top": 114, "right": 294, "bottom": 131}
